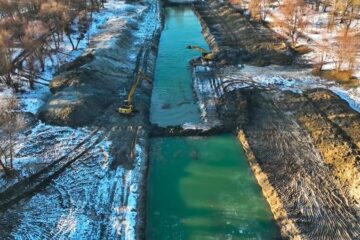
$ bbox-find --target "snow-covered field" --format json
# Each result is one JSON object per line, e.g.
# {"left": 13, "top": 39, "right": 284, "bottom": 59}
{"left": 18, "top": 0, "right": 146, "bottom": 115}
{"left": 215, "top": 65, "right": 360, "bottom": 113}
{"left": 1, "top": 125, "right": 147, "bottom": 239}
{"left": 265, "top": 4, "right": 360, "bottom": 78}
{"left": 0, "top": 0, "right": 137, "bottom": 185}
{"left": 0, "top": 0, "right": 158, "bottom": 239}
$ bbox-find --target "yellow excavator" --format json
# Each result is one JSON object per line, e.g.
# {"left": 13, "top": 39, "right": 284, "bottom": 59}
{"left": 187, "top": 45, "right": 214, "bottom": 61}
{"left": 118, "top": 70, "right": 150, "bottom": 115}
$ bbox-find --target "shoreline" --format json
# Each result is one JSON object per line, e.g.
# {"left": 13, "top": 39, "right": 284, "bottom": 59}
{"left": 238, "top": 130, "right": 301, "bottom": 240}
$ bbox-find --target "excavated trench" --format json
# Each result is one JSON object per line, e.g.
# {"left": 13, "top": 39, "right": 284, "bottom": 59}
{"left": 1, "top": 0, "right": 359, "bottom": 239}
{"left": 146, "top": 6, "right": 280, "bottom": 239}
{"left": 147, "top": 1, "right": 360, "bottom": 239}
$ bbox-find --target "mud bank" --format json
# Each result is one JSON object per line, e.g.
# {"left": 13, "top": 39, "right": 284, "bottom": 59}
{"left": 149, "top": 123, "right": 225, "bottom": 137}
{"left": 193, "top": 0, "right": 293, "bottom": 66}
{"left": 189, "top": 6, "right": 360, "bottom": 235}
{"left": 222, "top": 88, "right": 360, "bottom": 239}
{"left": 39, "top": 1, "right": 159, "bottom": 128}
{"left": 191, "top": 52, "right": 360, "bottom": 238}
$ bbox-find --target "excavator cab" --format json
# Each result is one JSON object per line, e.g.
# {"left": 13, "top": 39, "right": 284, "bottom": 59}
{"left": 118, "top": 70, "right": 150, "bottom": 115}
{"left": 118, "top": 100, "right": 133, "bottom": 115}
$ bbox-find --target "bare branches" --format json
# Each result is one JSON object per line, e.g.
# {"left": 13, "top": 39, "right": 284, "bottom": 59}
{"left": 0, "top": 94, "right": 25, "bottom": 174}
{"left": 0, "top": 0, "right": 106, "bottom": 91}
{"left": 276, "top": 0, "right": 309, "bottom": 47}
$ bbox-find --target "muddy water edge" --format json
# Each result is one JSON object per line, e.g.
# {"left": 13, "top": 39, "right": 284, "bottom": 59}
{"left": 145, "top": 6, "right": 280, "bottom": 239}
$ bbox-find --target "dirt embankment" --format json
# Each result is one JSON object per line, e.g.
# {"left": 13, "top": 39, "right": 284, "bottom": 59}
{"left": 193, "top": 0, "right": 293, "bottom": 66}
{"left": 39, "top": 4, "right": 159, "bottom": 129}
{"left": 38, "top": 0, "right": 162, "bottom": 168}
{"left": 218, "top": 88, "right": 360, "bottom": 239}
{"left": 0, "top": 0, "right": 162, "bottom": 239}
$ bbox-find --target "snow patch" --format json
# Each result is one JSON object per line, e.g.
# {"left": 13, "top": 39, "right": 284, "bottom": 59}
{"left": 216, "top": 65, "right": 360, "bottom": 113}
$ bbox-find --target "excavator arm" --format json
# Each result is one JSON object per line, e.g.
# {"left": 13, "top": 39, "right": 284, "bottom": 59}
{"left": 187, "top": 45, "right": 214, "bottom": 61}
{"left": 119, "top": 71, "right": 147, "bottom": 115}
{"left": 187, "top": 45, "right": 208, "bottom": 54}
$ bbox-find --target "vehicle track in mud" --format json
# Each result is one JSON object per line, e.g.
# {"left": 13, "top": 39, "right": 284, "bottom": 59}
{"left": 225, "top": 89, "right": 360, "bottom": 239}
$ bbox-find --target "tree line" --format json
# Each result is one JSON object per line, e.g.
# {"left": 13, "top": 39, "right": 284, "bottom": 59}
{"left": 230, "top": 0, "right": 360, "bottom": 74}
{"left": 0, "top": 0, "right": 106, "bottom": 91}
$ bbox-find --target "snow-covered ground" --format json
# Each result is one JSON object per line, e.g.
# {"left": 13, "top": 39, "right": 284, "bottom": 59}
{"left": 230, "top": 1, "right": 360, "bottom": 78}
{"left": 0, "top": 125, "right": 147, "bottom": 239}
{"left": 216, "top": 65, "right": 360, "bottom": 113}
{"left": 0, "top": 0, "right": 158, "bottom": 238}
{"left": 226, "top": 2, "right": 360, "bottom": 113}
{"left": 17, "top": 0, "right": 144, "bottom": 115}
{"left": 0, "top": 0, "right": 137, "bottom": 186}
{"left": 265, "top": 4, "right": 360, "bottom": 78}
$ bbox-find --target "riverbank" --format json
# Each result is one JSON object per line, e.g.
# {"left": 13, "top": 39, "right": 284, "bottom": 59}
{"left": 191, "top": 1, "right": 360, "bottom": 237}
{"left": 0, "top": 0, "right": 161, "bottom": 238}
{"left": 193, "top": 0, "right": 293, "bottom": 66}
{"left": 235, "top": 89, "right": 360, "bottom": 239}
{"left": 193, "top": 68, "right": 360, "bottom": 238}
{"left": 1, "top": 0, "right": 359, "bottom": 239}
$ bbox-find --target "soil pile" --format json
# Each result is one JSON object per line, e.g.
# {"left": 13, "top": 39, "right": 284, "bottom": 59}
{"left": 39, "top": 6, "right": 154, "bottom": 127}
{"left": 217, "top": 88, "right": 360, "bottom": 239}
{"left": 193, "top": 0, "right": 293, "bottom": 66}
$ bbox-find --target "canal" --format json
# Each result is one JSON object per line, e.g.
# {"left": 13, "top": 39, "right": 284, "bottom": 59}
{"left": 147, "top": 6, "right": 280, "bottom": 240}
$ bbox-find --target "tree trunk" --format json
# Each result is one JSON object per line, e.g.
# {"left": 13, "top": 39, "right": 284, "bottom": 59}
{"left": 67, "top": 34, "right": 76, "bottom": 50}
{"left": 9, "top": 132, "right": 13, "bottom": 169}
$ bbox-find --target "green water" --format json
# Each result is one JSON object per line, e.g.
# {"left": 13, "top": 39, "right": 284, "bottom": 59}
{"left": 147, "top": 136, "right": 280, "bottom": 239}
{"left": 147, "top": 7, "right": 280, "bottom": 240}
{"left": 150, "top": 7, "right": 208, "bottom": 126}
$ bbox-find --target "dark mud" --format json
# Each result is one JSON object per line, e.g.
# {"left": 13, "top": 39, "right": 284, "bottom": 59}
{"left": 218, "top": 88, "right": 360, "bottom": 239}
{"left": 149, "top": 123, "right": 225, "bottom": 137}
{"left": 193, "top": 0, "right": 294, "bottom": 66}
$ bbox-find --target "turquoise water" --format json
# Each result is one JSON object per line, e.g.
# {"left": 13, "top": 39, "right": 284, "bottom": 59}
{"left": 147, "top": 136, "right": 280, "bottom": 239}
{"left": 150, "top": 7, "right": 208, "bottom": 126}
{"left": 147, "top": 7, "right": 280, "bottom": 240}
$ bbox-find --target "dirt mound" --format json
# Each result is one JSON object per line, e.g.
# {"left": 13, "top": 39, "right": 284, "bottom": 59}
{"left": 193, "top": 0, "right": 294, "bottom": 66}
{"left": 297, "top": 89, "right": 360, "bottom": 205}
{"left": 216, "top": 87, "right": 360, "bottom": 239}
{"left": 38, "top": 14, "right": 139, "bottom": 127}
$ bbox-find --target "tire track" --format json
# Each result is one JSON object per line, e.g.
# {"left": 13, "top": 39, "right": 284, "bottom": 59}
{"left": 0, "top": 129, "right": 104, "bottom": 211}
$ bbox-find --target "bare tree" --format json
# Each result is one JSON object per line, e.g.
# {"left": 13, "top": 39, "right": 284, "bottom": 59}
{"left": 276, "top": 0, "right": 309, "bottom": 47}
{"left": 315, "top": 40, "right": 330, "bottom": 71}
{"left": 249, "top": 0, "right": 274, "bottom": 21}
{"left": 334, "top": 29, "right": 358, "bottom": 71}
{"left": 0, "top": 0, "right": 106, "bottom": 91}
{"left": 0, "top": 94, "right": 25, "bottom": 174}
{"left": 249, "top": 0, "right": 262, "bottom": 20}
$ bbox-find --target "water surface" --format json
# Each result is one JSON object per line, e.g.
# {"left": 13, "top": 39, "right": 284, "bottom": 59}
{"left": 147, "top": 7, "right": 280, "bottom": 240}
{"left": 150, "top": 7, "right": 208, "bottom": 126}
{"left": 147, "top": 136, "right": 280, "bottom": 239}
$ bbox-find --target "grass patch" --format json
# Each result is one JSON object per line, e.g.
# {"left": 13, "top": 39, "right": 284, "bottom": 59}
{"left": 312, "top": 69, "right": 359, "bottom": 87}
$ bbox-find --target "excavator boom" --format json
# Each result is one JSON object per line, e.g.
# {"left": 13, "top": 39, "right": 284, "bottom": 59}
{"left": 119, "top": 71, "right": 147, "bottom": 115}
{"left": 187, "top": 45, "right": 214, "bottom": 61}
{"left": 187, "top": 45, "right": 208, "bottom": 53}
